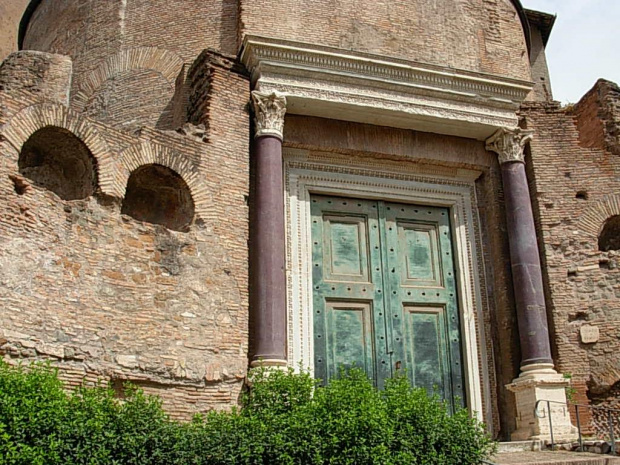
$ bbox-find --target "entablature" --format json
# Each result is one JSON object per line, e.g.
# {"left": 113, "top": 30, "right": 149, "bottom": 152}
{"left": 240, "top": 36, "right": 534, "bottom": 141}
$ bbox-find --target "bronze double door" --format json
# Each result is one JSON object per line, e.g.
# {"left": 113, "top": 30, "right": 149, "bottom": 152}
{"left": 311, "top": 195, "right": 465, "bottom": 409}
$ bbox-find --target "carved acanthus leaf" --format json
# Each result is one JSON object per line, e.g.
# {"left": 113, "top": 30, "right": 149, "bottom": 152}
{"left": 251, "top": 91, "right": 287, "bottom": 140}
{"left": 486, "top": 127, "right": 534, "bottom": 164}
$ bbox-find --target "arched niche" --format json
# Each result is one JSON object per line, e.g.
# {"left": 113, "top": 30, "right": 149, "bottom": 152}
{"left": 599, "top": 215, "right": 620, "bottom": 252}
{"left": 121, "top": 164, "right": 195, "bottom": 232}
{"left": 19, "top": 126, "right": 97, "bottom": 200}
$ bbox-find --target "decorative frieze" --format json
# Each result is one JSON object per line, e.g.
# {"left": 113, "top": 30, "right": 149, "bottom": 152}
{"left": 251, "top": 90, "right": 287, "bottom": 140}
{"left": 241, "top": 36, "right": 534, "bottom": 140}
{"left": 485, "top": 127, "right": 534, "bottom": 164}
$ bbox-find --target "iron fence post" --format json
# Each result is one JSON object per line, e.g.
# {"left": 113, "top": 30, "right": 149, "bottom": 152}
{"left": 609, "top": 410, "right": 616, "bottom": 456}
{"left": 548, "top": 400, "right": 555, "bottom": 451}
{"left": 534, "top": 399, "right": 620, "bottom": 455}
{"left": 575, "top": 404, "right": 583, "bottom": 452}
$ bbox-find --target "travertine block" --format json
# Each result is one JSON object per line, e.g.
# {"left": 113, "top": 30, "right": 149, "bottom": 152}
{"left": 507, "top": 365, "right": 577, "bottom": 442}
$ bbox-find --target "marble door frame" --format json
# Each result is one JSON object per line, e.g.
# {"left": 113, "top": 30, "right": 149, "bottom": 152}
{"left": 283, "top": 148, "right": 493, "bottom": 424}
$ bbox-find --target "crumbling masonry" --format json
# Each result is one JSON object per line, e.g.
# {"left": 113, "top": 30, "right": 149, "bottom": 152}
{"left": 0, "top": 0, "right": 619, "bottom": 440}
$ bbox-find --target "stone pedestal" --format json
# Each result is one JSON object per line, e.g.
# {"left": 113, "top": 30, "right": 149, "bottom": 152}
{"left": 507, "top": 364, "right": 577, "bottom": 442}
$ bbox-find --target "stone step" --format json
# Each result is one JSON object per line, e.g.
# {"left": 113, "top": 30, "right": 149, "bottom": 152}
{"left": 491, "top": 450, "right": 620, "bottom": 465}
{"left": 497, "top": 440, "right": 544, "bottom": 453}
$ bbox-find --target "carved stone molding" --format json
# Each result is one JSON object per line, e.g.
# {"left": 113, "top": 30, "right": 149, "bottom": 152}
{"left": 283, "top": 148, "right": 494, "bottom": 427}
{"left": 485, "top": 127, "right": 534, "bottom": 164}
{"left": 251, "top": 90, "right": 287, "bottom": 140}
{"left": 240, "top": 36, "right": 534, "bottom": 141}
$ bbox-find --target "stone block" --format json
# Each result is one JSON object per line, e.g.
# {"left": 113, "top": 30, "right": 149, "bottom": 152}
{"left": 507, "top": 365, "right": 578, "bottom": 442}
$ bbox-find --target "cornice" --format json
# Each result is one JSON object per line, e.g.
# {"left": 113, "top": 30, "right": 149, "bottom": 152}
{"left": 240, "top": 36, "right": 534, "bottom": 141}
{"left": 242, "top": 36, "right": 531, "bottom": 102}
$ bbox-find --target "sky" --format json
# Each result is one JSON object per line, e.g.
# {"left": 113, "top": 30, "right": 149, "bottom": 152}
{"left": 521, "top": 0, "right": 620, "bottom": 104}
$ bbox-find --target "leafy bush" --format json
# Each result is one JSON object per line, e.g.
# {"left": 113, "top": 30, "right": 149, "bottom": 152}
{"left": 0, "top": 360, "right": 494, "bottom": 464}
{"left": 0, "top": 360, "right": 176, "bottom": 465}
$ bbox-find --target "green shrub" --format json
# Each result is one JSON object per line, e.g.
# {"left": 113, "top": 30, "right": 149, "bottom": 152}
{"left": 0, "top": 360, "right": 494, "bottom": 464}
{"left": 0, "top": 361, "right": 176, "bottom": 465}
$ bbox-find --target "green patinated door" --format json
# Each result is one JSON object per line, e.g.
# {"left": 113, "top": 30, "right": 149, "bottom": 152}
{"left": 311, "top": 195, "right": 465, "bottom": 409}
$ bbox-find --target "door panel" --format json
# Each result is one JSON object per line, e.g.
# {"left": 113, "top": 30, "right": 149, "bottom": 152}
{"left": 403, "top": 305, "right": 449, "bottom": 398}
{"left": 323, "top": 215, "right": 370, "bottom": 282}
{"left": 311, "top": 196, "right": 391, "bottom": 386}
{"left": 400, "top": 222, "right": 442, "bottom": 287}
{"left": 324, "top": 301, "right": 375, "bottom": 380}
{"left": 384, "top": 202, "right": 464, "bottom": 409}
{"left": 311, "top": 196, "right": 464, "bottom": 409}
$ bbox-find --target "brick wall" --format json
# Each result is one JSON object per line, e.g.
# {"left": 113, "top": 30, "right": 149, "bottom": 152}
{"left": 240, "top": 0, "right": 531, "bottom": 80}
{"left": 521, "top": 79, "right": 620, "bottom": 436}
{"left": 0, "top": 51, "right": 72, "bottom": 106}
{"left": 21, "top": 0, "right": 240, "bottom": 130}
{"left": 0, "top": 50, "right": 251, "bottom": 420}
{"left": 573, "top": 79, "right": 620, "bottom": 156}
{"left": 23, "top": 0, "right": 239, "bottom": 87}
{"left": 527, "top": 25, "right": 553, "bottom": 101}
{"left": 24, "top": 0, "right": 123, "bottom": 101}
{"left": 82, "top": 69, "right": 175, "bottom": 131}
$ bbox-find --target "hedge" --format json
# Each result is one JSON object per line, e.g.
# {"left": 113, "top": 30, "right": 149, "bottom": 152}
{"left": 0, "top": 360, "right": 495, "bottom": 464}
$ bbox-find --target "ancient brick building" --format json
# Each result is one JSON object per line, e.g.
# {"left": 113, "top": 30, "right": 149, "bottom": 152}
{"left": 0, "top": 0, "right": 618, "bottom": 442}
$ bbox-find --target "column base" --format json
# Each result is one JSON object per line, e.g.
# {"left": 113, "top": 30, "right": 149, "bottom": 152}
{"left": 506, "top": 364, "right": 578, "bottom": 442}
{"left": 250, "top": 358, "right": 288, "bottom": 369}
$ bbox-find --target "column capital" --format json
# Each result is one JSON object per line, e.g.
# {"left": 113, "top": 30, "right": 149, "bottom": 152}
{"left": 251, "top": 90, "right": 287, "bottom": 140}
{"left": 486, "top": 127, "right": 534, "bottom": 165}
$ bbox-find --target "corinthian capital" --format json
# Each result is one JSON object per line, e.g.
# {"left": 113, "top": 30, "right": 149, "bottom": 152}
{"left": 486, "top": 127, "right": 534, "bottom": 165}
{"left": 251, "top": 91, "right": 287, "bottom": 140}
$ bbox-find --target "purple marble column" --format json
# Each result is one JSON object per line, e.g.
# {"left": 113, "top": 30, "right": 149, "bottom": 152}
{"left": 490, "top": 128, "right": 577, "bottom": 442}
{"left": 486, "top": 128, "right": 553, "bottom": 370}
{"left": 250, "top": 91, "right": 288, "bottom": 367}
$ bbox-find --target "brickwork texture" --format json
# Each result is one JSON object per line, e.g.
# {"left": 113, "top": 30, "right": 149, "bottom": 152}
{"left": 0, "top": 0, "right": 618, "bottom": 441}
{"left": 0, "top": 47, "right": 250, "bottom": 420}
{"left": 521, "top": 80, "right": 620, "bottom": 437}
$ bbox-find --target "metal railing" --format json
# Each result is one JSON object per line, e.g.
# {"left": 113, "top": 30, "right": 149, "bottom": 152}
{"left": 535, "top": 399, "right": 620, "bottom": 455}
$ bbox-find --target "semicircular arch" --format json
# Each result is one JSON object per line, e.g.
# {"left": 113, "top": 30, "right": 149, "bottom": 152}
{"left": 1, "top": 103, "right": 124, "bottom": 197}
{"left": 119, "top": 141, "right": 210, "bottom": 221}
{"left": 72, "top": 47, "right": 184, "bottom": 112}
{"left": 578, "top": 194, "right": 620, "bottom": 238}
